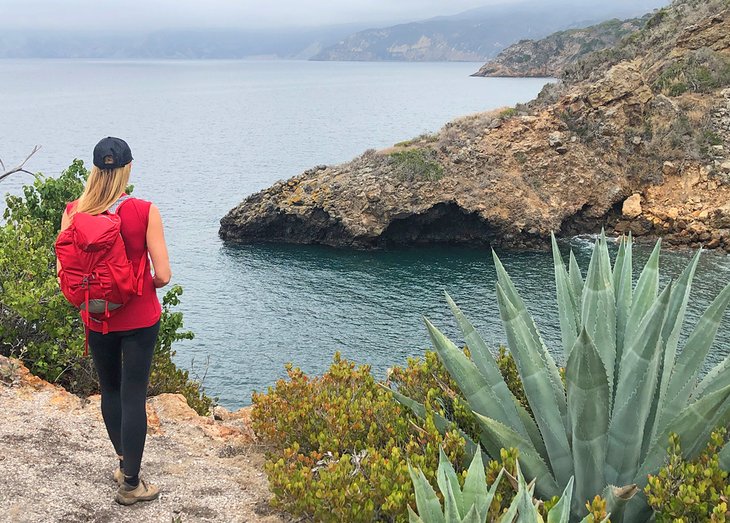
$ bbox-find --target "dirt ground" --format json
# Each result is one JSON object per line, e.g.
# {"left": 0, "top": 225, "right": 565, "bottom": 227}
{"left": 0, "top": 355, "right": 288, "bottom": 523}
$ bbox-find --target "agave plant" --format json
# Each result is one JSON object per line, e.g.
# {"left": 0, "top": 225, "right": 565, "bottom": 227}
{"left": 391, "top": 233, "right": 730, "bottom": 521}
{"left": 408, "top": 447, "right": 597, "bottom": 523}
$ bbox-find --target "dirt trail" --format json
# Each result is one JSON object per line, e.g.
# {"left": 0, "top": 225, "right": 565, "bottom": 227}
{"left": 0, "top": 356, "right": 286, "bottom": 523}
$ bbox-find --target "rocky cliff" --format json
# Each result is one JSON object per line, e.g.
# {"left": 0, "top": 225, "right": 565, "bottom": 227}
{"left": 221, "top": 0, "right": 730, "bottom": 251}
{"left": 0, "top": 355, "right": 284, "bottom": 522}
{"left": 472, "top": 16, "right": 648, "bottom": 78}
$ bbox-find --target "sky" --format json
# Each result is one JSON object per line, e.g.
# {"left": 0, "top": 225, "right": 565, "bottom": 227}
{"left": 0, "top": 0, "right": 508, "bottom": 30}
{"left": 0, "top": 0, "right": 666, "bottom": 31}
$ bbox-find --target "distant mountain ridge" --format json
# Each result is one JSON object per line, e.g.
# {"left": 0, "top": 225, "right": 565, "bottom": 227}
{"left": 0, "top": 25, "right": 363, "bottom": 59}
{"left": 311, "top": 0, "right": 668, "bottom": 62}
{"left": 472, "top": 15, "right": 650, "bottom": 77}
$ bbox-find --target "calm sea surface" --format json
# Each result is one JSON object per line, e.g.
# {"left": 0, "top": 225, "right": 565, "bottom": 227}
{"left": 1, "top": 60, "right": 728, "bottom": 408}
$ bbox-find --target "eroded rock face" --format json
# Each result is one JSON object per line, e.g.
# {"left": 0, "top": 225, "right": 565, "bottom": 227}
{"left": 220, "top": 99, "right": 633, "bottom": 250}
{"left": 220, "top": 7, "right": 730, "bottom": 251}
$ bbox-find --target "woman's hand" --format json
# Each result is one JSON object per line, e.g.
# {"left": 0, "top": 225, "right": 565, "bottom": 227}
{"left": 146, "top": 204, "right": 171, "bottom": 288}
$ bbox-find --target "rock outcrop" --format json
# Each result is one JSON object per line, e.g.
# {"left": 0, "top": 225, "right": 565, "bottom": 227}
{"left": 0, "top": 355, "right": 284, "bottom": 523}
{"left": 221, "top": 2, "right": 730, "bottom": 252}
{"left": 472, "top": 16, "right": 647, "bottom": 78}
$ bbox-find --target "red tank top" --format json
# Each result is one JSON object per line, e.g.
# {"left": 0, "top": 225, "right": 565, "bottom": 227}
{"left": 65, "top": 196, "right": 162, "bottom": 332}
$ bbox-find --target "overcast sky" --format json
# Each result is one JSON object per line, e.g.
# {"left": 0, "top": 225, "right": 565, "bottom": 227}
{"left": 0, "top": 0, "right": 664, "bottom": 31}
{"left": 0, "top": 0, "right": 517, "bottom": 30}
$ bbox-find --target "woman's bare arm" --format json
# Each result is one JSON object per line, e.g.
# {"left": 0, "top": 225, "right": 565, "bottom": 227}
{"left": 146, "top": 204, "right": 171, "bottom": 288}
{"left": 57, "top": 211, "right": 71, "bottom": 279}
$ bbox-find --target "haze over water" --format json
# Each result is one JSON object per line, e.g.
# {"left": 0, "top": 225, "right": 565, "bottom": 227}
{"left": 2, "top": 60, "right": 728, "bottom": 408}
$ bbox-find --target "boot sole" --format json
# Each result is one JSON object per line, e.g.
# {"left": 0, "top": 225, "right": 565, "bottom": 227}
{"left": 115, "top": 490, "right": 160, "bottom": 506}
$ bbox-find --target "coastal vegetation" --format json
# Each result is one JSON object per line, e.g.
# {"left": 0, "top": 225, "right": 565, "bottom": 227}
{"left": 3, "top": 0, "right": 730, "bottom": 521}
{"left": 0, "top": 160, "right": 213, "bottom": 414}
{"left": 252, "top": 236, "right": 730, "bottom": 521}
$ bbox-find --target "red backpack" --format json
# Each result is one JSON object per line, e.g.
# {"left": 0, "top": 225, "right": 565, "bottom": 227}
{"left": 56, "top": 196, "right": 146, "bottom": 354}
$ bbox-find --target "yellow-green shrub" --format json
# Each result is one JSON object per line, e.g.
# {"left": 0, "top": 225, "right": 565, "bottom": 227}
{"left": 645, "top": 428, "right": 730, "bottom": 522}
{"left": 252, "top": 353, "right": 466, "bottom": 522}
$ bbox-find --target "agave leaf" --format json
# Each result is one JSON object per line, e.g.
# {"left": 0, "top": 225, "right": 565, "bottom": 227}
{"left": 598, "top": 230, "right": 613, "bottom": 286}
{"left": 602, "top": 484, "right": 639, "bottom": 523}
{"left": 495, "top": 283, "right": 573, "bottom": 486}
{"left": 566, "top": 329, "right": 609, "bottom": 512}
{"left": 613, "top": 234, "right": 633, "bottom": 392}
{"left": 447, "top": 294, "right": 549, "bottom": 461}
{"left": 622, "top": 240, "right": 661, "bottom": 353}
{"left": 462, "top": 448, "right": 502, "bottom": 521}
{"left": 568, "top": 250, "right": 584, "bottom": 301}
{"left": 409, "top": 463, "right": 446, "bottom": 523}
{"left": 546, "top": 477, "right": 574, "bottom": 523}
{"left": 637, "top": 384, "right": 730, "bottom": 485}
{"left": 408, "top": 506, "right": 426, "bottom": 523}
{"left": 493, "top": 251, "right": 567, "bottom": 425}
{"left": 580, "top": 238, "right": 617, "bottom": 404}
{"left": 424, "top": 319, "right": 532, "bottom": 444}
{"left": 460, "top": 450, "right": 486, "bottom": 515}
{"left": 719, "top": 439, "right": 730, "bottom": 471}
{"left": 612, "top": 234, "right": 627, "bottom": 298}
{"left": 474, "top": 413, "right": 561, "bottom": 499}
{"left": 499, "top": 488, "right": 521, "bottom": 523}
{"left": 386, "top": 386, "right": 487, "bottom": 464}
{"left": 442, "top": 477, "right": 461, "bottom": 523}
{"left": 514, "top": 461, "right": 543, "bottom": 523}
{"left": 665, "top": 282, "right": 730, "bottom": 421}
{"left": 438, "top": 447, "right": 464, "bottom": 518}
{"left": 552, "top": 234, "right": 580, "bottom": 360}
{"left": 692, "top": 344, "right": 730, "bottom": 399}
{"left": 461, "top": 504, "right": 482, "bottom": 523}
{"left": 514, "top": 400, "right": 550, "bottom": 465}
{"left": 606, "top": 283, "right": 671, "bottom": 487}
{"left": 644, "top": 251, "right": 702, "bottom": 451}
{"left": 445, "top": 293, "right": 547, "bottom": 458}
{"left": 693, "top": 351, "right": 730, "bottom": 400}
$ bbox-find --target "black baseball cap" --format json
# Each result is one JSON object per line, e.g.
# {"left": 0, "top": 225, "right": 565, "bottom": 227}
{"left": 93, "top": 137, "right": 133, "bottom": 169}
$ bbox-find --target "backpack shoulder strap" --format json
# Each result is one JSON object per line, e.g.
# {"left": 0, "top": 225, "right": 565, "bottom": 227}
{"left": 107, "top": 195, "right": 132, "bottom": 215}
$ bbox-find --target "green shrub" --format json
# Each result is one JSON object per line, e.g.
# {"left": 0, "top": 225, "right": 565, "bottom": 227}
{"left": 252, "top": 353, "right": 467, "bottom": 522}
{"left": 0, "top": 160, "right": 213, "bottom": 414}
{"left": 654, "top": 49, "right": 730, "bottom": 96}
{"left": 645, "top": 428, "right": 730, "bottom": 522}
{"left": 0, "top": 160, "right": 90, "bottom": 390}
{"left": 388, "top": 149, "right": 444, "bottom": 182}
{"left": 499, "top": 107, "right": 518, "bottom": 119}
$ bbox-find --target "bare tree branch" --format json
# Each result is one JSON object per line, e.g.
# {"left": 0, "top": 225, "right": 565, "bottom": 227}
{"left": 0, "top": 146, "right": 41, "bottom": 184}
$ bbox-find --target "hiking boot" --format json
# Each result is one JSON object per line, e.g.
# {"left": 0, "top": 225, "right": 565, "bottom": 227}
{"left": 113, "top": 467, "right": 124, "bottom": 484}
{"left": 115, "top": 479, "right": 160, "bottom": 505}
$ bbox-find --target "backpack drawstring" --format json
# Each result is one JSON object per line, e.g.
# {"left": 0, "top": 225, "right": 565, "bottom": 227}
{"left": 82, "top": 282, "right": 90, "bottom": 357}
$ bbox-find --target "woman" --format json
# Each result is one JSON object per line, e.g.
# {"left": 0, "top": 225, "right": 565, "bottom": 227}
{"left": 58, "top": 137, "right": 171, "bottom": 505}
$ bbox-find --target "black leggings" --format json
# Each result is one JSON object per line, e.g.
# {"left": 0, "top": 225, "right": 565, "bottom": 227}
{"left": 89, "top": 321, "right": 160, "bottom": 479}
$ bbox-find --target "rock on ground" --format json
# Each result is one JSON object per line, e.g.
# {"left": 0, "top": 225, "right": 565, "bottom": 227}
{"left": 0, "top": 356, "right": 286, "bottom": 523}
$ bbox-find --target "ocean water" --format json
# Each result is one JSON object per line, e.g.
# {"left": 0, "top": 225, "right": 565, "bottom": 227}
{"left": 1, "top": 59, "right": 728, "bottom": 409}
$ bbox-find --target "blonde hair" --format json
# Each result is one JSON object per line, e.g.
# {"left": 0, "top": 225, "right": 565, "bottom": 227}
{"left": 75, "top": 162, "right": 132, "bottom": 216}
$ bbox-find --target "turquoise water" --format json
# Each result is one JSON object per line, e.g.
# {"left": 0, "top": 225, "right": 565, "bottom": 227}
{"left": 1, "top": 60, "right": 728, "bottom": 408}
